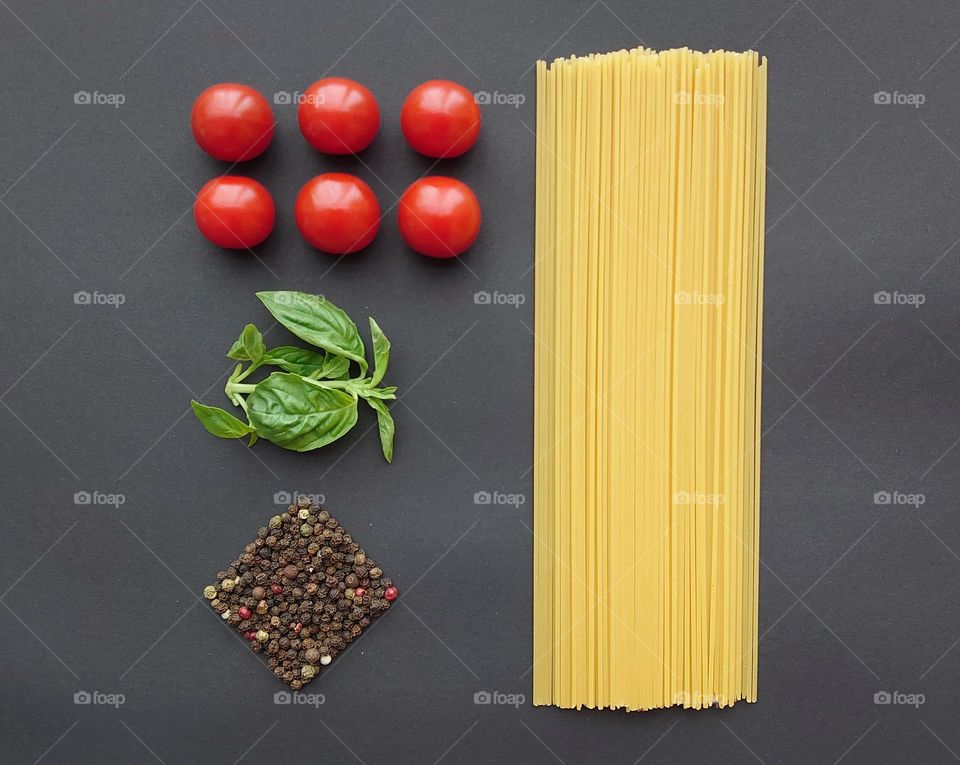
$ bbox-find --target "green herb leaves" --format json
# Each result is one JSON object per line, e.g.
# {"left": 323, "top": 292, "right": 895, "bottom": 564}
{"left": 369, "top": 317, "right": 390, "bottom": 386}
{"left": 248, "top": 374, "right": 359, "bottom": 452}
{"left": 191, "top": 292, "right": 397, "bottom": 461}
{"left": 257, "top": 291, "right": 368, "bottom": 373}
{"left": 191, "top": 401, "right": 256, "bottom": 438}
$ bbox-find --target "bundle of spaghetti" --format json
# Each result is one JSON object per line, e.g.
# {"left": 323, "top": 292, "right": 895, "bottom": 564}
{"left": 533, "top": 47, "right": 766, "bottom": 711}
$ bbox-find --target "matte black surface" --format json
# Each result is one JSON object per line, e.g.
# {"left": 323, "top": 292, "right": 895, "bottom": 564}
{"left": 2, "top": 1, "right": 959, "bottom": 763}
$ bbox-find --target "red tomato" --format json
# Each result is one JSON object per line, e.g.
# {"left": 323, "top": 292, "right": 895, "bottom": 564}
{"left": 400, "top": 80, "right": 481, "bottom": 158}
{"left": 297, "top": 78, "right": 380, "bottom": 154}
{"left": 194, "top": 176, "right": 275, "bottom": 249}
{"left": 398, "top": 177, "right": 481, "bottom": 258}
{"left": 295, "top": 173, "right": 381, "bottom": 254}
{"left": 190, "top": 83, "right": 274, "bottom": 162}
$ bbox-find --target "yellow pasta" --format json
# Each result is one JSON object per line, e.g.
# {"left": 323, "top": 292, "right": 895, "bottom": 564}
{"left": 533, "top": 47, "right": 767, "bottom": 712}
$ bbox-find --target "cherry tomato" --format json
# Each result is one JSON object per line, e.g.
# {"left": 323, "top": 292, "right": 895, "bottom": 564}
{"left": 190, "top": 83, "right": 274, "bottom": 162}
{"left": 194, "top": 176, "right": 275, "bottom": 249}
{"left": 398, "top": 177, "right": 481, "bottom": 258}
{"left": 400, "top": 80, "right": 481, "bottom": 158}
{"left": 295, "top": 173, "right": 381, "bottom": 254}
{"left": 297, "top": 78, "right": 380, "bottom": 154}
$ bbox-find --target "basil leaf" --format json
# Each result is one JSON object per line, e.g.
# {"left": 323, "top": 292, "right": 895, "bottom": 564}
{"left": 361, "top": 386, "right": 397, "bottom": 400}
{"left": 366, "top": 398, "right": 395, "bottom": 463}
{"left": 368, "top": 317, "right": 390, "bottom": 386}
{"left": 191, "top": 400, "right": 255, "bottom": 439}
{"left": 241, "top": 324, "right": 265, "bottom": 363}
{"left": 318, "top": 354, "right": 351, "bottom": 380}
{"left": 257, "top": 291, "right": 367, "bottom": 372}
{"left": 247, "top": 373, "right": 358, "bottom": 452}
{"left": 227, "top": 335, "right": 248, "bottom": 360}
{"left": 265, "top": 346, "right": 350, "bottom": 379}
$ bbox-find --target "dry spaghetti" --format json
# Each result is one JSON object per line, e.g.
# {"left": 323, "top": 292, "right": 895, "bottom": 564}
{"left": 533, "top": 47, "right": 767, "bottom": 711}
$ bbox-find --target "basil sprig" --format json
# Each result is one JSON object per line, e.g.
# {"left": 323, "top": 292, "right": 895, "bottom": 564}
{"left": 191, "top": 291, "right": 397, "bottom": 462}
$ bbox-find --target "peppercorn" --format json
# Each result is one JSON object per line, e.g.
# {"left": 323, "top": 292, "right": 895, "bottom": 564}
{"left": 206, "top": 503, "right": 395, "bottom": 688}
{"left": 203, "top": 586, "right": 217, "bottom": 600}
{"left": 384, "top": 586, "right": 398, "bottom": 601}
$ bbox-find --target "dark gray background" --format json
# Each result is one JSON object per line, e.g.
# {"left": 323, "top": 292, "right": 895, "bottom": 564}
{"left": 1, "top": 1, "right": 959, "bottom": 763}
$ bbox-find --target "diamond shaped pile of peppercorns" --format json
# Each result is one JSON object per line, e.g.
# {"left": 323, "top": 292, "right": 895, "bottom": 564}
{"left": 203, "top": 496, "right": 397, "bottom": 689}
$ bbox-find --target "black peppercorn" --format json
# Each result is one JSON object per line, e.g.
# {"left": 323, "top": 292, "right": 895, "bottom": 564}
{"left": 204, "top": 500, "right": 395, "bottom": 689}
